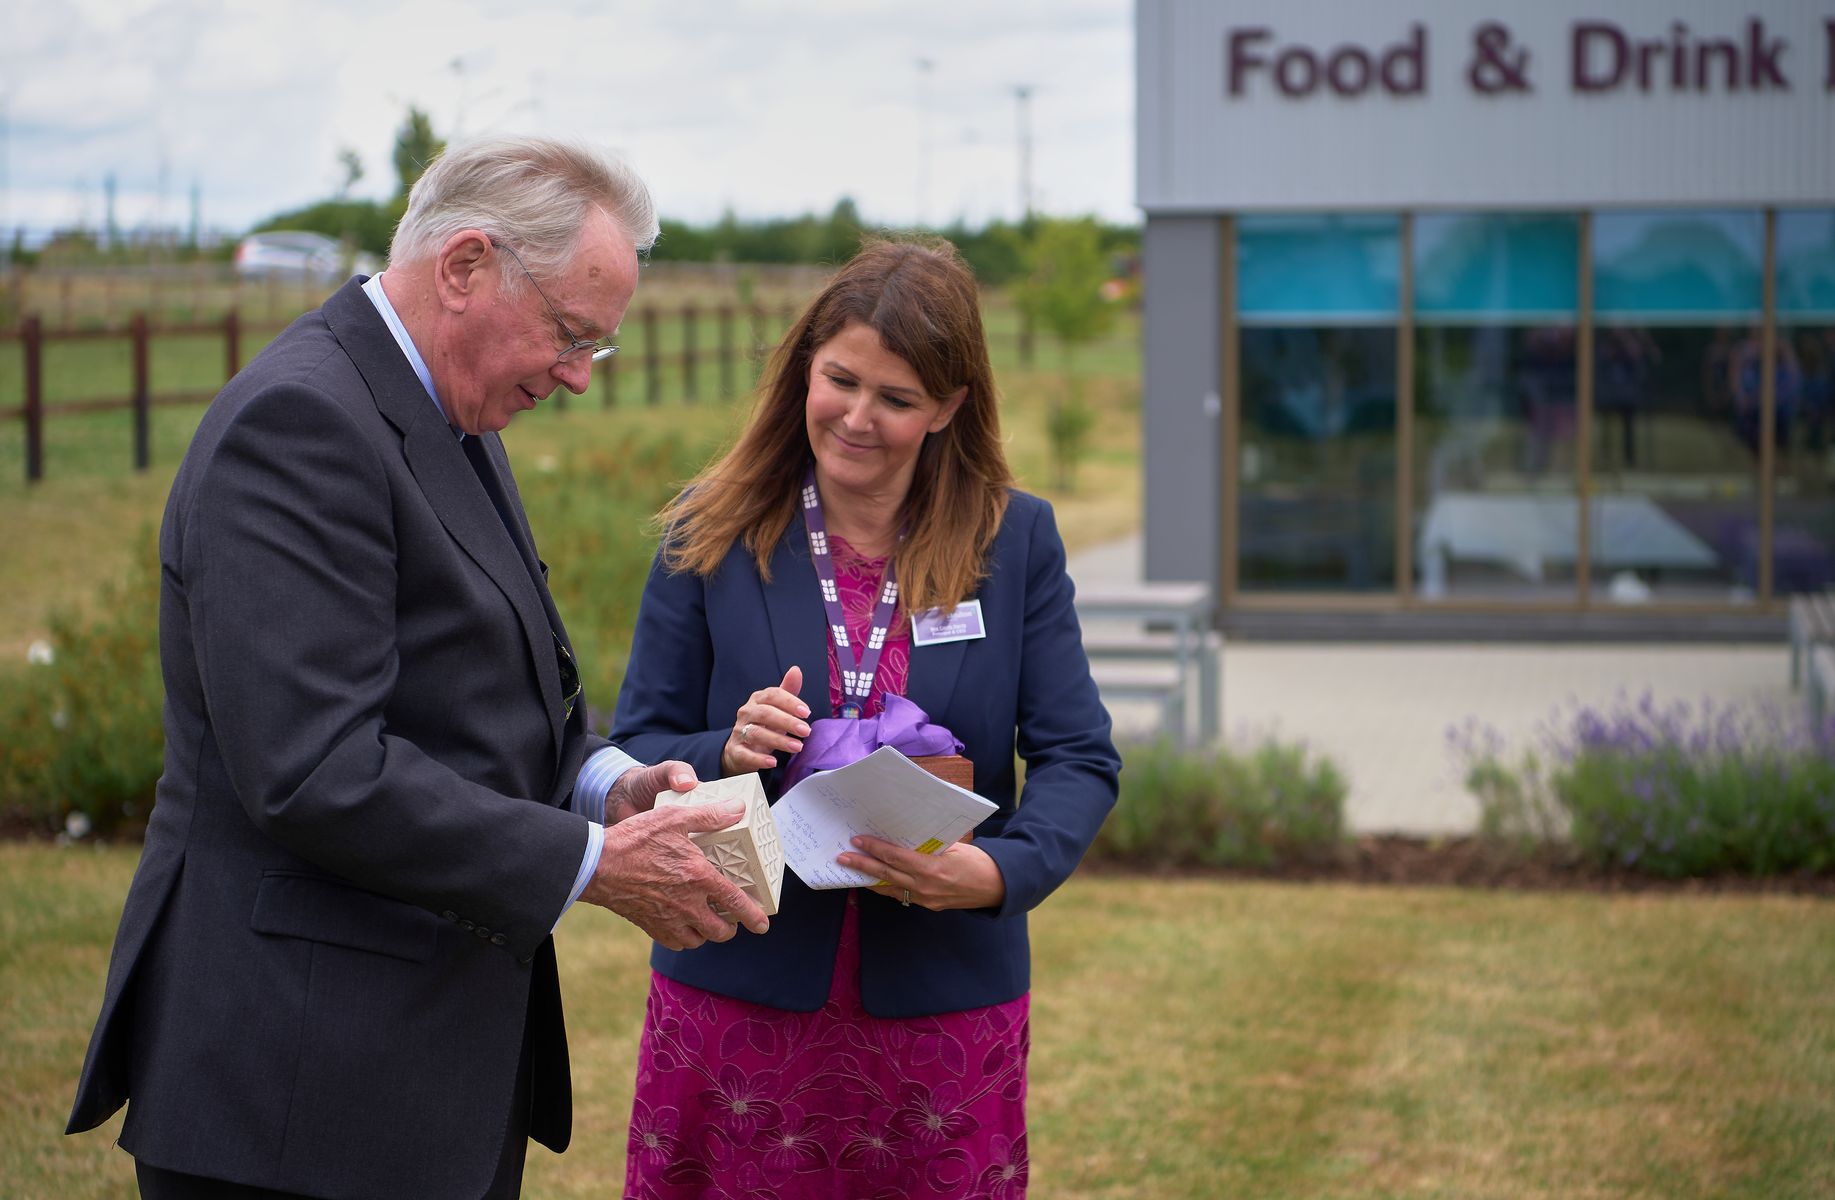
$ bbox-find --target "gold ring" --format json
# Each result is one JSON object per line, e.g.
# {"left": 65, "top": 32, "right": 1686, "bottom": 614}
{"left": 739, "top": 723, "right": 753, "bottom": 745}
{"left": 901, "top": 888, "right": 911, "bottom": 907}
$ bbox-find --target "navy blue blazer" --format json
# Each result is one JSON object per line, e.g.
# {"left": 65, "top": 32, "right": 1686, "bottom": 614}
{"left": 611, "top": 489, "right": 1120, "bottom": 1017}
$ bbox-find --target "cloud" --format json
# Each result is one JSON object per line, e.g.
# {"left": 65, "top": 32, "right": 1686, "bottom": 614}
{"left": 3, "top": 0, "right": 1135, "bottom": 239}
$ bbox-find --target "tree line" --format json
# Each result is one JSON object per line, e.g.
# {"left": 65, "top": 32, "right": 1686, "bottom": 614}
{"left": 250, "top": 109, "right": 1139, "bottom": 288}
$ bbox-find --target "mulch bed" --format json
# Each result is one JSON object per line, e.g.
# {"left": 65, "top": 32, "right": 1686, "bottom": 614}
{"left": 9, "top": 817, "right": 1832, "bottom": 896}
{"left": 1086, "top": 834, "right": 1835, "bottom": 896}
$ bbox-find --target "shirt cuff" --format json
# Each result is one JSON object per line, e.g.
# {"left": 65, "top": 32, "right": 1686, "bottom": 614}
{"left": 557, "top": 821, "right": 605, "bottom": 931}
{"left": 574, "top": 745, "right": 641, "bottom": 824}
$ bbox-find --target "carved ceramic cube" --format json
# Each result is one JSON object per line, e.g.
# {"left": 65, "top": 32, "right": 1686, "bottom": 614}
{"left": 654, "top": 773, "right": 783, "bottom": 916}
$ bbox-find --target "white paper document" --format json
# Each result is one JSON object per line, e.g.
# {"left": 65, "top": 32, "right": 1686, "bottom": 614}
{"left": 773, "top": 745, "right": 998, "bottom": 890}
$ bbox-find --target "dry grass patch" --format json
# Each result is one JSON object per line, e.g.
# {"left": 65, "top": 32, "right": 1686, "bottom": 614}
{"left": 9, "top": 789, "right": 1831, "bottom": 1198}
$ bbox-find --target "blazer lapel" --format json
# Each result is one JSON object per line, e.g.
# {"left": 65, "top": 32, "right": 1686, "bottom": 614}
{"left": 323, "top": 280, "right": 565, "bottom": 763}
{"left": 904, "top": 603, "right": 969, "bottom": 729}
{"left": 761, "top": 511, "right": 833, "bottom": 722}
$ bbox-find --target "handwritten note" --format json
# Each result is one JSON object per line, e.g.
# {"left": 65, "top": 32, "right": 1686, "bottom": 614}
{"left": 773, "top": 745, "right": 997, "bottom": 890}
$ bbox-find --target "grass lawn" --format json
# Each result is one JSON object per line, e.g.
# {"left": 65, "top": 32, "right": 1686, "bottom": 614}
{"left": 5, "top": 844, "right": 1831, "bottom": 1198}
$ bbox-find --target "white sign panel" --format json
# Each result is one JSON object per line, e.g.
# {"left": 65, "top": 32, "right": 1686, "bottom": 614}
{"left": 1138, "top": 0, "right": 1835, "bottom": 212}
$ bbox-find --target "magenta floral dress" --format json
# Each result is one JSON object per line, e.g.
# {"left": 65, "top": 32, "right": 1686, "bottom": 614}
{"left": 625, "top": 536, "right": 1031, "bottom": 1199}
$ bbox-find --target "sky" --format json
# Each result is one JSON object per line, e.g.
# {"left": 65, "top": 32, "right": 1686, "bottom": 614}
{"left": 2, "top": 0, "right": 1136, "bottom": 244}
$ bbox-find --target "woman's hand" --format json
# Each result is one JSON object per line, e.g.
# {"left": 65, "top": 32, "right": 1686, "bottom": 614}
{"left": 721, "top": 666, "right": 811, "bottom": 776}
{"left": 838, "top": 836, "right": 1008, "bottom": 912}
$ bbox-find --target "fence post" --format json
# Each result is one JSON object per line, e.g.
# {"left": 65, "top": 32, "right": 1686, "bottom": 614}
{"left": 718, "top": 304, "right": 734, "bottom": 401}
{"left": 644, "top": 306, "right": 660, "bottom": 406}
{"left": 749, "top": 305, "right": 766, "bottom": 383}
{"left": 23, "top": 315, "right": 43, "bottom": 483}
{"left": 682, "top": 302, "right": 698, "bottom": 404}
{"left": 225, "top": 309, "right": 241, "bottom": 378}
{"left": 598, "top": 345, "right": 618, "bottom": 409}
{"left": 132, "top": 313, "right": 151, "bottom": 470}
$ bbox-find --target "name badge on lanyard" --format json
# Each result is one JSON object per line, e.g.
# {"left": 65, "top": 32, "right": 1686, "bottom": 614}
{"left": 802, "top": 467, "right": 901, "bottom": 721}
{"left": 910, "top": 599, "right": 987, "bottom": 647}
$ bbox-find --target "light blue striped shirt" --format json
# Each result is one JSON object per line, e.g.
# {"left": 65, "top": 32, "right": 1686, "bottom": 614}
{"left": 360, "top": 273, "right": 637, "bottom": 920}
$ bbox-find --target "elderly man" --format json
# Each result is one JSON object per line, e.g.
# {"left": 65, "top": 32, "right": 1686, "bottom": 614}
{"left": 66, "top": 136, "right": 768, "bottom": 1199}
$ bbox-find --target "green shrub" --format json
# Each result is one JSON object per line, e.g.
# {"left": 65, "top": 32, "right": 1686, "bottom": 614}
{"left": 1089, "top": 737, "right": 1347, "bottom": 869}
{"left": 0, "top": 534, "right": 163, "bottom": 834}
{"left": 0, "top": 426, "right": 725, "bottom": 831}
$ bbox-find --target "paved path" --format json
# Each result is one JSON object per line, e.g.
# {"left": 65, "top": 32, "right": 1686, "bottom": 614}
{"left": 1067, "top": 535, "right": 1793, "bottom": 836}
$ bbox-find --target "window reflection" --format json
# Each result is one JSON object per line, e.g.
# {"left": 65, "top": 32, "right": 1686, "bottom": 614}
{"left": 1240, "top": 327, "right": 1397, "bottom": 591}
{"left": 1237, "top": 215, "right": 1398, "bottom": 593}
{"left": 1774, "top": 211, "right": 1835, "bottom": 595}
{"left": 1412, "top": 214, "right": 1580, "bottom": 600}
{"left": 1589, "top": 211, "right": 1763, "bottom": 604}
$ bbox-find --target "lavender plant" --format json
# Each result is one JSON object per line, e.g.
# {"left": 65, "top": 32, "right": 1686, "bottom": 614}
{"left": 1451, "top": 695, "right": 1835, "bottom": 878}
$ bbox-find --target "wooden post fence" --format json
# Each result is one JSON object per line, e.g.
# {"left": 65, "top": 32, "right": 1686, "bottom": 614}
{"left": 682, "top": 302, "right": 698, "bottom": 404}
{"left": 23, "top": 315, "right": 43, "bottom": 483}
{"left": 226, "top": 310, "right": 241, "bottom": 378}
{"left": 132, "top": 313, "right": 151, "bottom": 470}
{"left": 10, "top": 290, "right": 805, "bottom": 483}
{"left": 643, "top": 307, "right": 660, "bottom": 405}
{"left": 598, "top": 342, "right": 618, "bottom": 409}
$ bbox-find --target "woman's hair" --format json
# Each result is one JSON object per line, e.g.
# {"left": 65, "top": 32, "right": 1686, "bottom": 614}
{"left": 388, "top": 135, "right": 658, "bottom": 289}
{"left": 660, "top": 237, "right": 1012, "bottom": 615}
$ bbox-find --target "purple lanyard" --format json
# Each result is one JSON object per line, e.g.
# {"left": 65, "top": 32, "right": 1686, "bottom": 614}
{"left": 801, "top": 466, "right": 901, "bottom": 720}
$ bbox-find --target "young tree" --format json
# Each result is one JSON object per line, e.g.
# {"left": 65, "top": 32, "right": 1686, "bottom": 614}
{"left": 392, "top": 107, "right": 446, "bottom": 199}
{"left": 336, "top": 147, "right": 365, "bottom": 200}
{"left": 1015, "top": 217, "right": 1117, "bottom": 490}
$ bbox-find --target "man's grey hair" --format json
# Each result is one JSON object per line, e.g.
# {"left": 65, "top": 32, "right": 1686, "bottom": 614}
{"left": 389, "top": 135, "right": 659, "bottom": 288}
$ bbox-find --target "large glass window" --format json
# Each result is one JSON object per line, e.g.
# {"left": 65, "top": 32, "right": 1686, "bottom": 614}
{"left": 1775, "top": 210, "right": 1835, "bottom": 595}
{"left": 1237, "top": 215, "right": 1399, "bottom": 592}
{"left": 1590, "top": 211, "right": 1764, "bottom": 604}
{"left": 1413, "top": 214, "right": 1580, "bottom": 601}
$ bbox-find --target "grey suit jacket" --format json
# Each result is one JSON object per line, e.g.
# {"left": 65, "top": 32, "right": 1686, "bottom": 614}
{"left": 67, "top": 278, "right": 606, "bottom": 1198}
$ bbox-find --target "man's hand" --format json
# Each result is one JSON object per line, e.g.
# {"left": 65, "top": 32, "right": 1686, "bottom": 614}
{"left": 605, "top": 759, "right": 699, "bottom": 826}
{"left": 579, "top": 800, "right": 771, "bottom": 950}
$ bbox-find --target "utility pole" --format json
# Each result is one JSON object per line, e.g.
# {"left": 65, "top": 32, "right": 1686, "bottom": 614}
{"left": 1012, "top": 84, "right": 1034, "bottom": 224}
{"left": 0, "top": 92, "right": 10, "bottom": 270}
{"left": 1012, "top": 84, "right": 1037, "bottom": 367}
{"left": 915, "top": 57, "right": 935, "bottom": 229}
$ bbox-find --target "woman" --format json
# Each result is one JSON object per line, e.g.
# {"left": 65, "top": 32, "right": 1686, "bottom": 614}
{"left": 610, "top": 238, "right": 1119, "bottom": 1198}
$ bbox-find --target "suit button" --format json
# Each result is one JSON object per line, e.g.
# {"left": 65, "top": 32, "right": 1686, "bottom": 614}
{"left": 490, "top": 934, "right": 506, "bottom": 946}
{"left": 441, "top": 911, "right": 458, "bottom": 922}
{"left": 459, "top": 919, "right": 475, "bottom": 931}
{"left": 473, "top": 926, "right": 491, "bottom": 939}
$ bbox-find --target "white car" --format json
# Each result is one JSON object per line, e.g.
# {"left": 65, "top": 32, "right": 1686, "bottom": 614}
{"left": 234, "top": 231, "right": 379, "bottom": 283}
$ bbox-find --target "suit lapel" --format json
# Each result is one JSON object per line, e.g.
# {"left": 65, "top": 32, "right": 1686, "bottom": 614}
{"left": 322, "top": 280, "right": 565, "bottom": 764}
{"left": 761, "top": 511, "right": 833, "bottom": 722}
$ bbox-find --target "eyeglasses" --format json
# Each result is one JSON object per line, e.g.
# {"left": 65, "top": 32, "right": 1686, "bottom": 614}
{"left": 492, "top": 239, "right": 619, "bottom": 364}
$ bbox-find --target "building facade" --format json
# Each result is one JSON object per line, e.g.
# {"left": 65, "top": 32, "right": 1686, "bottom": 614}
{"left": 1138, "top": 0, "right": 1835, "bottom": 634}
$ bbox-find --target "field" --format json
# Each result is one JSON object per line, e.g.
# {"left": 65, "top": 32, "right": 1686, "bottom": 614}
{"left": 0, "top": 286, "right": 1143, "bottom": 668}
